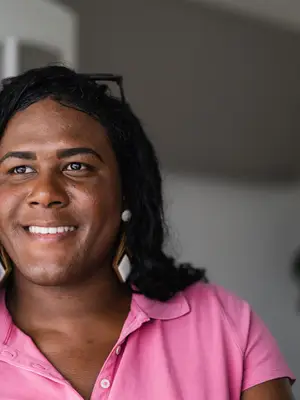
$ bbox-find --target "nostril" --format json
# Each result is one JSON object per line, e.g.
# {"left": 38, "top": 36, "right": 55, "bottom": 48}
{"left": 48, "top": 201, "right": 64, "bottom": 208}
{"left": 29, "top": 200, "right": 65, "bottom": 208}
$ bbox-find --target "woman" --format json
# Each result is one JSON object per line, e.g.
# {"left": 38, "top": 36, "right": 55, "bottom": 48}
{"left": 0, "top": 66, "right": 294, "bottom": 400}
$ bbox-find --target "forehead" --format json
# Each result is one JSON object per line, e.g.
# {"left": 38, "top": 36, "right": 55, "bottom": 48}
{"left": 0, "top": 98, "right": 110, "bottom": 152}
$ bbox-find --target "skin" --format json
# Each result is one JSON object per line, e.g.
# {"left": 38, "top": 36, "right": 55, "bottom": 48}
{"left": 0, "top": 98, "right": 293, "bottom": 399}
{"left": 241, "top": 378, "right": 294, "bottom": 399}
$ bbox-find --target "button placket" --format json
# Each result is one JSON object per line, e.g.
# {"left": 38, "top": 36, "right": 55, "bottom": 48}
{"left": 98, "top": 355, "right": 115, "bottom": 390}
{"left": 92, "top": 311, "right": 150, "bottom": 399}
{"left": 92, "top": 340, "right": 124, "bottom": 399}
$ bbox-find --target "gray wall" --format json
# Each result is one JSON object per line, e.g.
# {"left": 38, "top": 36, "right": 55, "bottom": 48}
{"left": 60, "top": 0, "right": 300, "bottom": 181}
{"left": 51, "top": 0, "right": 300, "bottom": 395}
{"left": 164, "top": 174, "right": 300, "bottom": 397}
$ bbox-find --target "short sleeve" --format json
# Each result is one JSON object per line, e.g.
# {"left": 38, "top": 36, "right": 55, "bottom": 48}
{"left": 241, "top": 307, "right": 295, "bottom": 391}
{"left": 211, "top": 284, "right": 295, "bottom": 392}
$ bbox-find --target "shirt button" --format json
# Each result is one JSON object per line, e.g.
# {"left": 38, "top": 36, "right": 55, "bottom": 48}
{"left": 116, "top": 346, "right": 122, "bottom": 355}
{"left": 100, "top": 379, "right": 111, "bottom": 389}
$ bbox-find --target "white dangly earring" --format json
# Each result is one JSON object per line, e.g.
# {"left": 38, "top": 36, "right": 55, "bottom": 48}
{"left": 0, "top": 246, "right": 12, "bottom": 286}
{"left": 121, "top": 209, "right": 132, "bottom": 222}
{"left": 113, "top": 234, "right": 131, "bottom": 283}
{"left": 113, "top": 210, "right": 132, "bottom": 282}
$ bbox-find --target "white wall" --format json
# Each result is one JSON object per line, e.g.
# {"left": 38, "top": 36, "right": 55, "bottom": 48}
{"left": 164, "top": 173, "right": 300, "bottom": 396}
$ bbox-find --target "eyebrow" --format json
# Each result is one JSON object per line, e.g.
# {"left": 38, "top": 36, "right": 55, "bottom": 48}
{"left": 0, "top": 147, "right": 103, "bottom": 165}
{"left": 56, "top": 148, "right": 103, "bottom": 162}
{"left": 0, "top": 151, "right": 36, "bottom": 164}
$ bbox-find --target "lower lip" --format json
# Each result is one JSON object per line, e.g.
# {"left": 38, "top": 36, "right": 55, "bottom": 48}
{"left": 23, "top": 229, "right": 77, "bottom": 242}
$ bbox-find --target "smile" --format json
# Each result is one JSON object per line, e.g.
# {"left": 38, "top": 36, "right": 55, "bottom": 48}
{"left": 22, "top": 225, "right": 78, "bottom": 243}
{"left": 28, "top": 226, "right": 77, "bottom": 234}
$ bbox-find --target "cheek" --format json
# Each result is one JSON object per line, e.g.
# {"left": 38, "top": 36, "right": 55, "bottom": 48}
{"left": 77, "top": 179, "right": 122, "bottom": 257}
{"left": 76, "top": 176, "right": 122, "bottom": 224}
{"left": 0, "top": 185, "right": 24, "bottom": 225}
{"left": 0, "top": 189, "right": 24, "bottom": 252}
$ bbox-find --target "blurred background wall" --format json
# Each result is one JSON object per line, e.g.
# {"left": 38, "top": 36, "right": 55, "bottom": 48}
{"left": 5, "top": 0, "right": 300, "bottom": 395}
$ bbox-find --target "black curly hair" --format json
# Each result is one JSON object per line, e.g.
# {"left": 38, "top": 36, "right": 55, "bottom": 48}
{"left": 0, "top": 65, "right": 207, "bottom": 301}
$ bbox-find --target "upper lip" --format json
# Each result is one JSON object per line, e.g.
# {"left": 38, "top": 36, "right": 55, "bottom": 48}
{"left": 22, "top": 222, "right": 78, "bottom": 228}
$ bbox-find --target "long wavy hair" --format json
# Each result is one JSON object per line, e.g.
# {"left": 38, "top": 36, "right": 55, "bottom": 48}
{"left": 0, "top": 65, "right": 207, "bottom": 301}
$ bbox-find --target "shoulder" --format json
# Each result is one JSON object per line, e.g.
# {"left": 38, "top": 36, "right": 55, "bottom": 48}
{"left": 183, "top": 281, "right": 251, "bottom": 320}
{"left": 182, "top": 282, "right": 295, "bottom": 389}
{"left": 182, "top": 282, "right": 253, "bottom": 352}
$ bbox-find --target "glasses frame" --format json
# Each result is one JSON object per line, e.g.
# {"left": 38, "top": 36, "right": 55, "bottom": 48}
{"left": 79, "top": 73, "right": 126, "bottom": 103}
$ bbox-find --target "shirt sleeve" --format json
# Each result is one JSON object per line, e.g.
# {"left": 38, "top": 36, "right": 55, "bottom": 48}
{"left": 213, "top": 284, "right": 295, "bottom": 392}
{"left": 241, "top": 306, "right": 295, "bottom": 391}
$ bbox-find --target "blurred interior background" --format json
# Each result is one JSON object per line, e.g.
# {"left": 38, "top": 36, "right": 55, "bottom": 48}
{"left": 1, "top": 0, "right": 300, "bottom": 396}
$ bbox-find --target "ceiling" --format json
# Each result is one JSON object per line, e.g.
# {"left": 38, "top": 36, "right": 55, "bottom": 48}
{"left": 189, "top": 0, "right": 300, "bottom": 30}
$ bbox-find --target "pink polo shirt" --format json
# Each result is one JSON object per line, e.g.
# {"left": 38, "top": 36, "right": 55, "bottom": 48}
{"left": 0, "top": 283, "right": 295, "bottom": 399}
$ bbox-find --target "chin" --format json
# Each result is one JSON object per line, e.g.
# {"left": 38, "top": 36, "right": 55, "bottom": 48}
{"left": 16, "top": 262, "right": 81, "bottom": 287}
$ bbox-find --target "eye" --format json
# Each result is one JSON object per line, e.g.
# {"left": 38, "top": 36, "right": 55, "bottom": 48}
{"left": 10, "top": 165, "right": 35, "bottom": 174}
{"left": 65, "top": 162, "right": 88, "bottom": 171}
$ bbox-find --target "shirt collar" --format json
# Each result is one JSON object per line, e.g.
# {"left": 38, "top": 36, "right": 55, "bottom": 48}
{"left": 132, "top": 290, "right": 190, "bottom": 320}
{"left": 0, "top": 290, "right": 13, "bottom": 345}
{"left": 0, "top": 287, "right": 191, "bottom": 345}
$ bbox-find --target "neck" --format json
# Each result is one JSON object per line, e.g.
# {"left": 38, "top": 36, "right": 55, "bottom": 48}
{"left": 6, "top": 267, "right": 131, "bottom": 335}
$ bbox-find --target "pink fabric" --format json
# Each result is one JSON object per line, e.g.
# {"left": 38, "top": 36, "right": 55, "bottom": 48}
{"left": 0, "top": 283, "right": 295, "bottom": 399}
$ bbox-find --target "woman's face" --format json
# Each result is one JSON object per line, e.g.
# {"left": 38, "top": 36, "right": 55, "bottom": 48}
{"left": 0, "top": 98, "right": 122, "bottom": 286}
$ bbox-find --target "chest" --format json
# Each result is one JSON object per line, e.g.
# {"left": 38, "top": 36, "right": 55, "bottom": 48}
{"left": 0, "top": 318, "right": 244, "bottom": 400}
{"left": 35, "top": 333, "right": 119, "bottom": 400}
{"left": 109, "top": 326, "right": 243, "bottom": 400}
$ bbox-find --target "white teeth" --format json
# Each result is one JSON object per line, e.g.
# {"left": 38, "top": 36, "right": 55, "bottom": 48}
{"left": 28, "top": 226, "right": 76, "bottom": 234}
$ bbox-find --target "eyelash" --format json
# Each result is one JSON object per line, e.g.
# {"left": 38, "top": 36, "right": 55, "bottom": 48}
{"left": 8, "top": 162, "right": 92, "bottom": 175}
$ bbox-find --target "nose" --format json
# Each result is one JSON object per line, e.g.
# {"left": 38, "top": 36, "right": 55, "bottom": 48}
{"left": 27, "top": 172, "right": 70, "bottom": 209}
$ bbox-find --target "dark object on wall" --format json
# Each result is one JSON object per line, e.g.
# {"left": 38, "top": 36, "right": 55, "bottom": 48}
{"left": 292, "top": 249, "right": 300, "bottom": 281}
